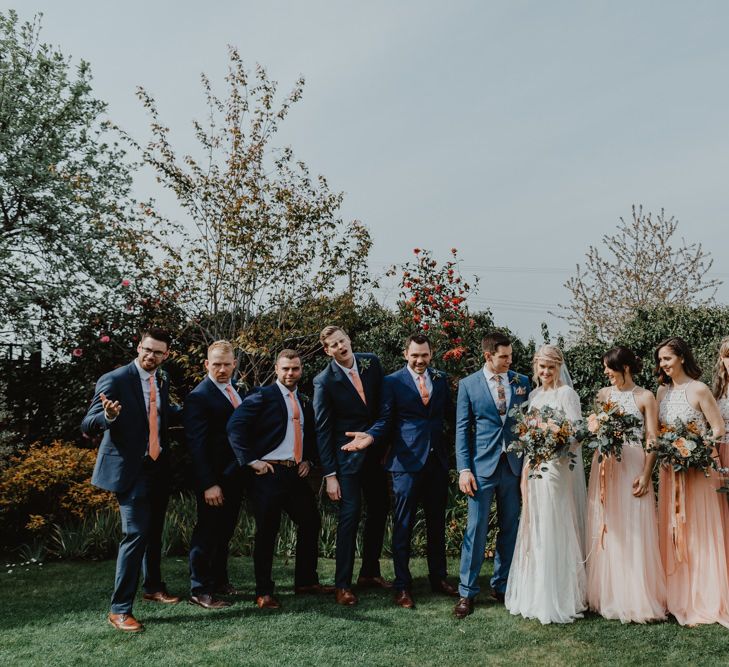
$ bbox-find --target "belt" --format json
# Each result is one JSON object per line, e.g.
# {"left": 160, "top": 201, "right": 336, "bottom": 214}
{"left": 265, "top": 459, "right": 298, "bottom": 468}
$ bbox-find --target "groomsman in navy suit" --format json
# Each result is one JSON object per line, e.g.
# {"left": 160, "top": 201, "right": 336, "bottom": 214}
{"left": 81, "top": 328, "right": 182, "bottom": 632}
{"left": 348, "top": 333, "right": 458, "bottom": 608}
{"left": 452, "top": 331, "right": 529, "bottom": 619}
{"left": 313, "top": 325, "right": 390, "bottom": 606}
{"left": 227, "top": 349, "right": 333, "bottom": 609}
{"left": 184, "top": 340, "right": 245, "bottom": 609}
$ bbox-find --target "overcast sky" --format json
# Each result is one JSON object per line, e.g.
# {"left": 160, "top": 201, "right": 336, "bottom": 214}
{"left": 12, "top": 1, "right": 729, "bottom": 341}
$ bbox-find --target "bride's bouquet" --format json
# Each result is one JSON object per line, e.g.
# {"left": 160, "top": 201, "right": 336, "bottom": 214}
{"left": 576, "top": 400, "right": 643, "bottom": 463}
{"left": 507, "top": 404, "right": 577, "bottom": 478}
{"left": 650, "top": 419, "right": 717, "bottom": 475}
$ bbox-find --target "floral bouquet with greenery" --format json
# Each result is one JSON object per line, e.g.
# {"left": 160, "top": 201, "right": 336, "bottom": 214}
{"left": 650, "top": 419, "right": 718, "bottom": 475}
{"left": 507, "top": 405, "right": 577, "bottom": 478}
{"left": 576, "top": 400, "right": 643, "bottom": 463}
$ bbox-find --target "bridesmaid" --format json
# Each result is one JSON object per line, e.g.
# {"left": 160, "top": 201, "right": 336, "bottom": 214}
{"left": 711, "top": 336, "right": 729, "bottom": 470}
{"left": 655, "top": 336, "right": 729, "bottom": 628}
{"left": 585, "top": 347, "right": 666, "bottom": 623}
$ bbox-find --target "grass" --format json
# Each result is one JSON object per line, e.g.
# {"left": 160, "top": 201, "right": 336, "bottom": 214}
{"left": 1, "top": 557, "right": 729, "bottom": 666}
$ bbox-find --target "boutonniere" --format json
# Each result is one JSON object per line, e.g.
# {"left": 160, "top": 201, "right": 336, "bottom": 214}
{"left": 157, "top": 369, "right": 169, "bottom": 386}
{"left": 235, "top": 377, "right": 248, "bottom": 392}
{"left": 429, "top": 368, "right": 445, "bottom": 381}
{"left": 510, "top": 374, "right": 527, "bottom": 396}
{"left": 358, "top": 357, "right": 372, "bottom": 373}
{"left": 299, "top": 392, "right": 310, "bottom": 406}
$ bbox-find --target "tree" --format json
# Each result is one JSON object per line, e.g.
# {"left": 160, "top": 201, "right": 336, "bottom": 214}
{"left": 0, "top": 11, "right": 162, "bottom": 349}
{"left": 131, "top": 47, "right": 372, "bottom": 385}
{"left": 555, "top": 205, "right": 721, "bottom": 341}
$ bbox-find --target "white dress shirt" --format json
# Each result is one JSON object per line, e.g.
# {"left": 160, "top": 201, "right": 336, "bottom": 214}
{"left": 335, "top": 357, "right": 360, "bottom": 387}
{"left": 251, "top": 380, "right": 304, "bottom": 465}
{"left": 406, "top": 365, "right": 433, "bottom": 396}
{"left": 208, "top": 375, "right": 239, "bottom": 405}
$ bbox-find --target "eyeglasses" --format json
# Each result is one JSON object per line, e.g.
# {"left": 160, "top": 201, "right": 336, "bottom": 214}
{"left": 140, "top": 346, "right": 167, "bottom": 358}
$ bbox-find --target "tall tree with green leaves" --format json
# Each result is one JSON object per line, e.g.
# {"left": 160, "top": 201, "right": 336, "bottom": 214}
{"left": 0, "top": 10, "right": 164, "bottom": 350}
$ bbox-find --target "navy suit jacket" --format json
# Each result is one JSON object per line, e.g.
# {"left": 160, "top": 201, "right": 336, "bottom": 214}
{"left": 376, "top": 366, "right": 452, "bottom": 473}
{"left": 81, "top": 361, "right": 181, "bottom": 493}
{"left": 226, "top": 384, "right": 316, "bottom": 466}
{"left": 313, "top": 353, "right": 386, "bottom": 476}
{"left": 183, "top": 377, "right": 244, "bottom": 492}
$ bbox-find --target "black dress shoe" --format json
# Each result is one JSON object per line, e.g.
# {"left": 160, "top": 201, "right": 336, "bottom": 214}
{"left": 214, "top": 583, "right": 241, "bottom": 596}
{"left": 189, "top": 594, "right": 231, "bottom": 609}
{"left": 431, "top": 579, "right": 459, "bottom": 597}
{"left": 490, "top": 590, "right": 505, "bottom": 603}
{"left": 453, "top": 596, "right": 474, "bottom": 619}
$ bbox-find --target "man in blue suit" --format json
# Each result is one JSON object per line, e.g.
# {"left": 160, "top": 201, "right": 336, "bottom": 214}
{"left": 81, "top": 328, "right": 182, "bottom": 632}
{"left": 452, "top": 331, "right": 530, "bottom": 619}
{"left": 184, "top": 340, "right": 245, "bottom": 609}
{"left": 227, "top": 349, "right": 333, "bottom": 609}
{"left": 313, "top": 325, "right": 390, "bottom": 606}
{"left": 351, "top": 333, "right": 458, "bottom": 609}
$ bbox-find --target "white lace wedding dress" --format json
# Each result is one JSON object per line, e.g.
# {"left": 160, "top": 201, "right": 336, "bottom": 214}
{"left": 505, "top": 384, "right": 588, "bottom": 624}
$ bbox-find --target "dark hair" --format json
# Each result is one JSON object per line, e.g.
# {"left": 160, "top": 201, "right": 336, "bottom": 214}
{"left": 405, "top": 333, "right": 431, "bottom": 351}
{"left": 482, "top": 331, "right": 511, "bottom": 354}
{"left": 654, "top": 336, "right": 701, "bottom": 385}
{"left": 140, "top": 327, "right": 172, "bottom": 348}
{"left": 276, "top": 348, "right": 301, "bottom": 362}
{"left": 603, "top": 347, "right": 642, "bottom": 376}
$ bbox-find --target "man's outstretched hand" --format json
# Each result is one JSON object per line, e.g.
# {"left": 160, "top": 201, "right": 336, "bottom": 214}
{"left": 340, "top": 432, "right": 374, "bottom": 452}
{"left": 100, "top": 393, "right": 122, "bottom": 420}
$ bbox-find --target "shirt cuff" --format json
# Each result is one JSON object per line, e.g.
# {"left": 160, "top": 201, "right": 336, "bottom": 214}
{"left": 104, "top": 412, "right": 117, "bottom": 423}
{"left": 248, "top": 460, "right": 260, "bottom": 467}
{"left": 458, "top": 468, "right": 472, "bottom": 474}
{"left": 324, "top": 472, "right": 337, "bottom": 478}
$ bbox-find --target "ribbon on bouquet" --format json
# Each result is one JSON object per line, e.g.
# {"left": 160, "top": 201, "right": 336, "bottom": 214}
{"left": 598, "top": 457, "right": 612, "bottom": 550}
{"left": 670, "top": 469, "right": 687, "bottom": 563}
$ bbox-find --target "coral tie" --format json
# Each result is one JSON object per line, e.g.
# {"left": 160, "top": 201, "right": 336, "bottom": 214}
{"left": 349, "top": 369, "right": 367, "bottom": 405}
{"left": 225, "top": 384, "right": 240, "bottom": 407}
{"left": 289, "top": 391, "right": 303, "bottom": 463}
{"left": 417, "top": 374, "right": 430, "bottom": 405}
{"left": 148, "top": 375, "right": 160, "bottom": 460}
{"left": 494, "top": 374, "right": 507, "bottom": 416}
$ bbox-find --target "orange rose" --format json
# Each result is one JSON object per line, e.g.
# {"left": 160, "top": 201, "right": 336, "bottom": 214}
{"left": 587, "top": 413, "right": 600, "bottom": 433}
{"left": 675, "top": 437, "right": 690, "bottom": 458}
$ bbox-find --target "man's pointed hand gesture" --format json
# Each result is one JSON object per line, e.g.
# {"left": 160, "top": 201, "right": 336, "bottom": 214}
{"left": 100, "top": 392, "right": 122, "bottom": 420}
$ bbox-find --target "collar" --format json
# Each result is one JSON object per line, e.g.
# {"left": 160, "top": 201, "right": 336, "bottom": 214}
{"left": 406, "top": 365, "right": 428, "bottom": 383}
{"left": 276, "top": 379, "right": 298, "bottom": 397}
{"left": 335, "top": 357, "right": 359, "bottom": 376}
{"left": 134, "top": 358, "right": 156, "bottom": 381}
{"left": 483, "top": 366, "right": 507, "bottom": 383}
{"left": 208, "top": 374, "right": 233, "bottom": 392}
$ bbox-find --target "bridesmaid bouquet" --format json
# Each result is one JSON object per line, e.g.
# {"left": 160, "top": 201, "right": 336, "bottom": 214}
{"left": 576, "top": 400, "right": 643, "bottom": 463}
{"left": 650, "top": 419, "right": 717, "bottom": 475}
{"left": 507, "top": 405, "right": 577, "bottom": 478}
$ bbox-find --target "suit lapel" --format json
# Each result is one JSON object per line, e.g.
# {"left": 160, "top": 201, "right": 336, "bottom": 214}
{"left": 477, "top": 370, "right": 499, "bottom": 417}
{"left": 203, "top": 376, "right": 234, "bottom": 412}
{"left": 332, "top": 359, "right": 366, "bottom": 406}
{"left": 127, "top": 362, "right": 146, "bottom": 418}
{"left": 427, "top": 368, "right": 441, "bottom": 411}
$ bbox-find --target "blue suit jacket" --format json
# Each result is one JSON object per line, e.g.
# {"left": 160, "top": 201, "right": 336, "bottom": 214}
{"left": 454, "top": 369, "right": 530, "bottom": 478}
{"left": 183, "top": 377, "right": 244, "bottom": 492}
{"left": 376, "top": 366, "right": 452, "bottom": 473}
{"left": 226, "top": 384, "right": 316, "bottom": 466}
{"left": 313, "top": 353, "right": 386, "bottom": 476}
{"left": 81, "top": 361, "right": 181, "bottom": 493}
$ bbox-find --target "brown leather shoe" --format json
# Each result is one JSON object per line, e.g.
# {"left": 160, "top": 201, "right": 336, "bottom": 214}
{"left": 255, "top": 595, "right": 281, "bottom": 609}
{"left": 431, "top": 579, "right": 459, "bottom": 597}
{"left": 213, "top": 583, "right": 241, "bottom": 596}
{"left": 490, "top": 589, "right": 505, "bottom": 603}
{"left": 143, "top": 590, "right": 181, "bottom": 604}
{"left": 294, "top": 583, "right": 336, "bottom": 595}
{"left": 108, "top": 612, "right": 144, "bottom": 632}
{"left": 335, "top": 588, "right": 359, "bottom": 606}
{"left": 453, "top": 596, "right": 474, "bottom": 619}
{"left": 394, "top": 590, "right": 415, "bottom": 609}
{"left": 356, "top": 575, "right": 393, "bottom": 589}
{"left": 189, "top": 594, "right": 231, "bottom": 609}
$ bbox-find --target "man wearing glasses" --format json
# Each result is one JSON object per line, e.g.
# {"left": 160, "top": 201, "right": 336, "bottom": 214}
{"left": 82, "top": 328, "right": 182, "bottom": 632}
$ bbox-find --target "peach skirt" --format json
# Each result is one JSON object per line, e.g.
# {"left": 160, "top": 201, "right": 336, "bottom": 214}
{"left": 586, "top": 446, "right": 666, "bottom": 623}
{"left": 657, "top": 466, "right": 729, "bottom": 628}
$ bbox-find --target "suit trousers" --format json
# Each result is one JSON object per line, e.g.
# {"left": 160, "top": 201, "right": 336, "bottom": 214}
{"left": 110, "top": 457, "right": 170, "bottom": 614}
{"left": 335, "top": 462, "right": 389, "bottom": 588}
{"left": 250, "top": 465, "right": 321, "bottom": 597}
{"left": 189, "top": 476, "right": 244, "bottom": 595}
{"left": 390, "top": 453, "right": 449, "bottom": 591}
{"left": 458, "top": 455, "right": 521, "bottom": 598}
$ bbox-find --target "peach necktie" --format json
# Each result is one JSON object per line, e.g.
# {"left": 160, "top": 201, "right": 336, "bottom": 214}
{"left": 289, "top": 392, "right": 303, "bottom": 463}
{"left": 349, "top": 369, "right": 367, "bottom": 405}
{"left": 225, "top": 384, "right": 240, "bottom": 407}
{"left": 148, "top": 375, "right": 160, "bottom": 460}
{"left": 418, "top": 374, "right": 430, "bottom": 406}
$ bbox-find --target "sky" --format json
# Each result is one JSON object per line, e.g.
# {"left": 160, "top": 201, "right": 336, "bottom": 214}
{"left": 10, "top": 0, "right": 729, "bottom": 341}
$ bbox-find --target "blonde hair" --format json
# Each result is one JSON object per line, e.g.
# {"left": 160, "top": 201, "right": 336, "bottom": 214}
{"left": 712, "top": 337, "right": 729, "bottom": 399}
{"left": 532, "top": 344, "right": 564, "bottom": 387}
{"left": 207, "top": 340, "right": 234, "bottom": 357}
{"left": 319, "top": 325, "right": 347, "bottom": 348}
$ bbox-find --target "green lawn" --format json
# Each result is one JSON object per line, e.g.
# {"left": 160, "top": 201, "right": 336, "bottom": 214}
{"left": 1, "top": 557, "right": 728, "bottom": 666}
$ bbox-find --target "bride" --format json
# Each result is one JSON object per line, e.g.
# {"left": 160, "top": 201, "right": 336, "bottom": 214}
{"left": 505, "top": 344, "right": 587, "bottom": 624}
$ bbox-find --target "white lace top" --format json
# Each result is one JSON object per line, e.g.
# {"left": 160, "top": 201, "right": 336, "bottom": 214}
{"left": 658, "top": 382, "right": 707, "bottom": 430}
{"left": 609, "top": 387, "right": 643, "bottom": 447}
